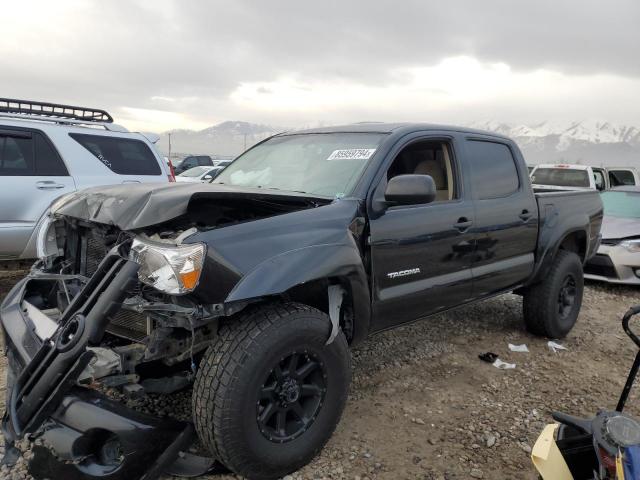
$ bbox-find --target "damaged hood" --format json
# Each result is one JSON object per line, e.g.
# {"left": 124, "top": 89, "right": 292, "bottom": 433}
{"left": 601, "top": 215, "right": 640, "bottom": 240}
{"left": 53, "top": 182, "right": 328, "bottom": 230}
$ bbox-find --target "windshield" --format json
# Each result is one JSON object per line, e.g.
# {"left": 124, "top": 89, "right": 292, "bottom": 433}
{"left": 180, "top": 166, "right": 210, "bottom": 177}
{"left": 213, "top": 133, "right": 386, "bottom": 197}
{"left": 531, "top": 168, "right": 590, "bottom": 187}
{"left": 601, "top": 191, "right": 640, "bottom": 218}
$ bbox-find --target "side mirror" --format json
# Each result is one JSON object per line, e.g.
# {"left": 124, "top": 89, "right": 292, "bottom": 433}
{"left": 202, "top": 174, "right": 213, "bottom": 182}
{"left": 385, "top": 174, "right": 437, "bottom": 205}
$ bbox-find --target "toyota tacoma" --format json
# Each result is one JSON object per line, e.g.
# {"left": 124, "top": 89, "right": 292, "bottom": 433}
{"left": 1, "top": 123, "right": 603, "bottom": 479}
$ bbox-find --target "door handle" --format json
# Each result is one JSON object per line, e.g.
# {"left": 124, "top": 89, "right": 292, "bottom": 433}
{"left": 36, "top": 181, "right": 65, "bottom": 190}
{"left": 453, "top": 217, "right": 473, "bottom": 232}
{"left": 519, "top": 210, "right": 533, "bottom": 221}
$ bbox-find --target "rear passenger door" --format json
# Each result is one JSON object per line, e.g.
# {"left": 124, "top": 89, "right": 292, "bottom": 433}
{"left": 0, "top": 127, "right": 75, "bottom": 259}
{"left": 465, "top": 138, "right": 537, "bottom": 297}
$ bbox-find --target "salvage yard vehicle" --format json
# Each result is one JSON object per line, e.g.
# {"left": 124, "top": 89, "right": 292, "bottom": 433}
{"left": 532, "top": 305, "right": 640, "bottom": 479}
{"left": 176, "top": 165, "right": 225, "bottom": 183}
{"left": 585, "top": 187, "right": 640, "bottom": 285}
{"left": 531, "top": 163, "right": 598, "bottom": 191}
{"left": 1, "top": 123, "right": 603, "bottom": 480}
{"left": 593, "top": 166, "right": 640, "bottom": 191}
{"left": 0, "top": 99, "right": 174, "bottom": 262}
{"left": 174, "top": 154, "right": 214, "bottom": 174}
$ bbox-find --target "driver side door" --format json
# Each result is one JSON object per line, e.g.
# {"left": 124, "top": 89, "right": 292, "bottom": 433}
{"left": 368, "top": 136, "right": 476, "bottom": 331}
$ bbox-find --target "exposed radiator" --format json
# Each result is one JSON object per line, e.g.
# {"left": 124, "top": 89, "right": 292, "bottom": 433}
{"left": 86, "top": 234, "right": 108, "bottom": 276}
{"left": 106, "top": 309, "right": 150, "bottom": 342}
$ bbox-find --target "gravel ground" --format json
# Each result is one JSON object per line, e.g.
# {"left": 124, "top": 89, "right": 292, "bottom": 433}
{"left": 1, "top": 269, "right": 640, "bottom": 479}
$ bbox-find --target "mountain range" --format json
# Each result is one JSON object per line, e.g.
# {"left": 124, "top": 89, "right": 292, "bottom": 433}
{"left": 157, "top": 121, "right": 282, "bottom": 159}
{"left": 470, "top": 120, "right": 640, "bottom": 167}
{"left": 158, "top": 120, "right": 640, "bottom": 167}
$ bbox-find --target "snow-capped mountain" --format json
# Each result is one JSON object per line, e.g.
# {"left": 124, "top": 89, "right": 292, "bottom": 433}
{"left": 471, "top": 120, "right": 640, "bottom": 167}
{"left": 157, "top": 121, "right": 283, "bottom": 157}
{"left": 157, "top": 119, "right": 640, "bottom": 168}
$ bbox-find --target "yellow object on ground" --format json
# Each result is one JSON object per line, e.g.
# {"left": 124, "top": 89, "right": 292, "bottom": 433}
{"left": 531, "top": 423, "right": 574, "bottom": 480}
{"left": 616, "top": 450, "right": 625, "bottom": 479}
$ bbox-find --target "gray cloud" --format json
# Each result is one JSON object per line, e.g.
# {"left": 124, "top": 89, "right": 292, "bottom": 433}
{"left": 1, "top": 0, "right": 639, "bottom": 128}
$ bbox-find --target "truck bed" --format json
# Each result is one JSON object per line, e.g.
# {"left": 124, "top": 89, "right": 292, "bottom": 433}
{"left": 533, "top": 189, "right": 603, "bottom": 278}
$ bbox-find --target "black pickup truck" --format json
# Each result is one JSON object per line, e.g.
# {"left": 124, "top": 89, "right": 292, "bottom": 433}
{"left": 1, "top": 123, "right": 603, "bottom": 480}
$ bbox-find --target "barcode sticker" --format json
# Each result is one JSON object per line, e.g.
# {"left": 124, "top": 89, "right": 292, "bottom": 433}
{"left": 327, "top": 149, "right": 376, "bottom": 161}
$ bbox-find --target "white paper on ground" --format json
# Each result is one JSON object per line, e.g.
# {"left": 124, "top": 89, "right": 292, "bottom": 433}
{"left": 547, "top": 341, "right": 567, "bottom": 353}
{"left": 493, "top": 358, "right": 516, "bottom": 369}
{"left": 508, "top": 343, "right": 529, "bottom": 353}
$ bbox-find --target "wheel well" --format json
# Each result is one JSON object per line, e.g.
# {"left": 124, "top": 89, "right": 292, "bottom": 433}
{"left": 558, "top": 231, "right": 587, "bottom": 263}
{"left": 283, "top": 278, "right": 355, "bottom": 343}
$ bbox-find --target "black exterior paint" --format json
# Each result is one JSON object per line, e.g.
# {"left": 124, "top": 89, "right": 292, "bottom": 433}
{"left": 49, "top": 123, "right": 604, "bottom": 340}
{"left": 181, "top": 126, "right": 602, "bottom": 336}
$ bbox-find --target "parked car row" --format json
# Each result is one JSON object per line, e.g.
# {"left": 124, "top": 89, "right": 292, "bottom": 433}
{"left": 174, "top": 154, "right": 233, "bottom": 174}
{"left": 530, "top": 163, "right": 639, "bottom": 192}
{"left": 175, "top": 165, "right": 225, "bottom": 182}
{"left": 528, "top": 164, "right": 640, "bottom": 285}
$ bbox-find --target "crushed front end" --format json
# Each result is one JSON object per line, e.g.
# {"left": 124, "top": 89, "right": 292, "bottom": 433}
{"left": 1, "top": 216, "right": 219, "bottom": 479}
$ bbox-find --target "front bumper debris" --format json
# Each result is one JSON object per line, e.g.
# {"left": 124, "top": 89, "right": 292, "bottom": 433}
{"left": 0, "top": 252, "right": 213, "bottom": 479}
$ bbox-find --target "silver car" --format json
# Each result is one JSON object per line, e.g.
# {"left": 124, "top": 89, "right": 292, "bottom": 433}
{"left": 0, "top": 99, "right": 171, "bottom": 261}
{"left": 584, "top": 186, "right": 640, "bottom": 285}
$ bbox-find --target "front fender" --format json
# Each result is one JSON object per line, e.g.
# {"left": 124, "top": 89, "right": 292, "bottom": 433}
{"left": 226, "top": 241, "right": 371, "bottom": 343}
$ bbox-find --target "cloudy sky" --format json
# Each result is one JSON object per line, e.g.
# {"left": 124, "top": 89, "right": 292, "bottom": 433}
{"left": 2, "top": 0, "right": 639, "bottom": 132}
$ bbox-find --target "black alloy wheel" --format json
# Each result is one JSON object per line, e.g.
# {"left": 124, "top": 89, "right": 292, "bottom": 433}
{"left": 257, "top": 351, "right": 327, "bottom": 443}
{"left": 557, "top": 274, "right": 577, "bottom": 320}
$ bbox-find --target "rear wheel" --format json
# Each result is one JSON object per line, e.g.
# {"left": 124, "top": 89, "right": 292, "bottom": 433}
{"left": 523, "top": 250, "right": 584, "bottom": 338}
{"left": 192, "top": 303, "right": 351, "bottom": 480}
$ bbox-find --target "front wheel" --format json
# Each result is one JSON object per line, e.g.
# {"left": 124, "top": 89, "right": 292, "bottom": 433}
{"left": 523, "top": 250, "right": 584, "bottom": 338}
{"left": 192, "top": 303, "right": 351, "bottom": 480}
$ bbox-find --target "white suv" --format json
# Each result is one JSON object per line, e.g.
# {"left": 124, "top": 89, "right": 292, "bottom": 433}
{"left": 0, "top": 99, "right": 173, "bottom": 260}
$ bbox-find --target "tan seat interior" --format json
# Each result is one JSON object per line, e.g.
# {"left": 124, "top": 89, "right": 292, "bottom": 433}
{"left": 388, "top": 142, "right": 454, "bottom": 202}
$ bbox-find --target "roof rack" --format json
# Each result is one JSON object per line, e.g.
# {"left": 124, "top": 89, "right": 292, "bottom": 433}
{"left": 0, "top": 98, "right": 113, "bottom": 123}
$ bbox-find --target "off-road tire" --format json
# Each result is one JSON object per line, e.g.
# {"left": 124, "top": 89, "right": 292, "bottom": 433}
{"left": 192, "top": 302, "right": 351, "bottom": 480}
{"left": 523, "top": 250, "right": 584, "bottom": 338}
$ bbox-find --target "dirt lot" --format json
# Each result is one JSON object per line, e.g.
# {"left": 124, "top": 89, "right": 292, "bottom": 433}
{"left": 1, "top": 269, "right": 640, "bottom": 480}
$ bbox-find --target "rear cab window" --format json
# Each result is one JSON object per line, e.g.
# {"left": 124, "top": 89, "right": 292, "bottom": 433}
{"left": 531, "top": 168, "right": 590, "bottom": 188}
{"left": 69, "top": 133, "right": 161, "bottom": 175}
{"left": 466, "top": 140, "right": 520, "bottom": 199}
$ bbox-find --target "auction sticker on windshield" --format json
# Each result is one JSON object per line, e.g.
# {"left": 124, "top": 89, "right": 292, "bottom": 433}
{"left": 327, "top": 149, "right": 376, "bottom": 161}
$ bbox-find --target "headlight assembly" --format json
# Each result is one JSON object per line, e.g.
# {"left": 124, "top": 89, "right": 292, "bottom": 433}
{"left": 36, "top": 193, "right": 78, "bottom": 259}
{"left": 129, "top": 237, "right": 206, "bottom": 294}
{"left": 620, "top": 239, "right": 640, "bottom": 253}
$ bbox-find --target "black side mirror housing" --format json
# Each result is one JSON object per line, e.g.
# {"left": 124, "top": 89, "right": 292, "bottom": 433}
{"left": 384, "top": 174, "right": 437, "bottom": 205}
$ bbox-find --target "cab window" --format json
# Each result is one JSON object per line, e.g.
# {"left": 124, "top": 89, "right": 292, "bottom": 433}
{"left": 386, "top": 140, "right": 457, "bottom": 202}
